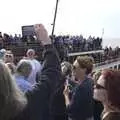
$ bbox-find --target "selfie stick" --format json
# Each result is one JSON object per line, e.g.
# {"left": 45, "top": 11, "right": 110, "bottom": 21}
{"left": 51, "top": 0, "right": 59, "bottom": 43}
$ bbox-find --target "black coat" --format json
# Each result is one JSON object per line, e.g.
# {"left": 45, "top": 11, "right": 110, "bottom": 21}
{"left": 11, "top": 45, "right": 62, "bottom": 120}
{"left": 67, "top": 77, "right": 94, "bottom": 120}
{"left": 93, "top": 100, "right": 103, "bottom": 120}
{"left": 49, "top": 79, "right": 68, "bottom": 120}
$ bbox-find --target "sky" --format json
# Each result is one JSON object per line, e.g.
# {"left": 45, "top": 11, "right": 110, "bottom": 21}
{"left": 0, "top": 0, "right": 120, "bottom": 47}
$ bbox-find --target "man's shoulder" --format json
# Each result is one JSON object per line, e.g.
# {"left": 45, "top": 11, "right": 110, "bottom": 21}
{"left": 76, "top": 77, "right": 93, "bottom": 94}
{"left": 32, "top": 59, "right": 41, "bottom": 65}
{"left": 84, "top": 77, "right": 94, "bottom": 86}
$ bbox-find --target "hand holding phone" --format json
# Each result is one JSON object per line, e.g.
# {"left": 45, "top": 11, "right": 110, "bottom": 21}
{"left": 34, "top": 24, "right": 51, "bottom": 45}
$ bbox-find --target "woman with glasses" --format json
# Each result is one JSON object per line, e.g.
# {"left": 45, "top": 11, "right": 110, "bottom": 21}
{"left": 94, "top": 69, "right": 120, "bottom": 120}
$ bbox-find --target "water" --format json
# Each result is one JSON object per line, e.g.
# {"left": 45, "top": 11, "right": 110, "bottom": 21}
{"left": 103, "top": 38, "right": 120, "bottom": 48}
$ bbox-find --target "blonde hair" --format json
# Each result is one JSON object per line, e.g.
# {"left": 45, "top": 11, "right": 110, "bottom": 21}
{"left": 0, "top": 61, "right": 27, "bottom": 120}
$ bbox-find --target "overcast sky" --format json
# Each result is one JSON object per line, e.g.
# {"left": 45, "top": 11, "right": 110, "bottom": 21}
{"left": 0, "top": 0, "right": 120, "bottom": 41}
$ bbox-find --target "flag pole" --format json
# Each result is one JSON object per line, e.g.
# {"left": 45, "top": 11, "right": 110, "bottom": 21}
{"left": 51, "top": 0, "right": 59, "bottom": 43}
{"left": 102, "top": 28, "right": 104, "bottom": 49}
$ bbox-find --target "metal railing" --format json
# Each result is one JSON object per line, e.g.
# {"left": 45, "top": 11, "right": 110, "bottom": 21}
{"left": 94, "top": 57, "right": 120, "bottom": 67}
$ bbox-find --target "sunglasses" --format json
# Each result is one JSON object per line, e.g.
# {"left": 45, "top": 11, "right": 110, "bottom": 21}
{"left": 72, "top": 65, "right": 79, "bottom": 70}
{"left": 5, "top": 55, "right": 13, "bottom": 58}
{"left": 95, "top": 84, "right": 106, "bottom": 90}
{"left": 73, "top": 65, "right": 76, "bottom": 69}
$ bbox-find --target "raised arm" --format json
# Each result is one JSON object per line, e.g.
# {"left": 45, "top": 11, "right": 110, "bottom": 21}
{"left": 25, "top": 24, "right": 62, "bottom": 120}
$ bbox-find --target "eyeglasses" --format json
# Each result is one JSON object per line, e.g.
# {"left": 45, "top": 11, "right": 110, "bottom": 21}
{"left": 95, "top": 84, "right": 106, "bottom": 90}
{"left": 5, "top": 55, "right": 12, "bottom": 58}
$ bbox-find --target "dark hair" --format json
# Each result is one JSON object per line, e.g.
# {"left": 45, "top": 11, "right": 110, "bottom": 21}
{"left": 103, "top": 69, "right": 120, "bottom": 109}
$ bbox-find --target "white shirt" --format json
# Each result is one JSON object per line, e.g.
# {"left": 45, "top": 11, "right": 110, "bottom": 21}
{"left": 27, "top": 59, "right": 42, "bottom": 85}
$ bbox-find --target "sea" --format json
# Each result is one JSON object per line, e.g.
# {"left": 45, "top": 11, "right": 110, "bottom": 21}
{"left": 103, "top": 38, "right": 120, "bottom": 48}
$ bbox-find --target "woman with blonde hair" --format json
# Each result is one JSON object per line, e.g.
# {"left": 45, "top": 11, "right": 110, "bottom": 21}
{"left": 0, "top": 61, "right": 27, "bottom": 120}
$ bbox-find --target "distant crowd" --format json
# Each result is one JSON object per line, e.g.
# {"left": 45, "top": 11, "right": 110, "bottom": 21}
{"left": 104, "top": 46, "right": 120, "bottom": 60}
{"left": 0, "top": 32, "right": 39, "bottom": 48}
{"left": 54, "top": 35, "right": 102, "bottom": 53}
{"left": 0, "top": 32, "right": 102, "bottom": 53}
{"left": 0, "top": 31, "right": 120, "bottom": 65}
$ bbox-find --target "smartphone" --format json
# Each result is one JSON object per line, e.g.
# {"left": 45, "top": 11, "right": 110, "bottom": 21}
{"left": 66, "top": 78, "right": 73, "bottom": 91}
{"left": 22, "top": 25, "right": 35, "bottom": 36}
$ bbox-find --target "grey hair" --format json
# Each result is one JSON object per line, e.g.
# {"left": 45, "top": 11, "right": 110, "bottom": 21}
{"left": 26, "top": 49, "right": 35, "bottom": 57}
{"left": 0, "top": 61, "right": 27, "bottom": 120}
{"left": 61, "top": 61, "right": 72, "bottom": 77}
{"left": 16, "top": 60, "right": 32, "bottom": 78}
{"left": 27, "top": 49, "right": 35, "bottom": 54}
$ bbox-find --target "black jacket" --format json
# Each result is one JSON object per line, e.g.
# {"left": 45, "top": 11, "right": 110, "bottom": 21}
{"left": 67, "top": 77, "right": 94, "bottom": 120}
{"left": 11, "top": 45, "right": 62, "bottom": 120}
{"left": 49, "top": 77, "right": 68, "bottom": 120}
{"left": 93, "top": 100, "right": 103, "bottom": 120}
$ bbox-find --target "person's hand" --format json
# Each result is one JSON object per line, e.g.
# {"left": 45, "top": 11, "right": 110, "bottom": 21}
{"left": 63, "top": 84, "right": 70, "bottom": 105}
{"left": 34, "top": 24, "right": 51, "bottom": 45}
{"left": 63, "top": 84, "right": 70, "bottom": 96}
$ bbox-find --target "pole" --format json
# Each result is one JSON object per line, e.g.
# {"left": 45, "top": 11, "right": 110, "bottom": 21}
{"left": 51, "top": 0, "right": 59, "bottom": 43}
{"left": 102, "top": 28, "right": 104, "bottom": 49}
{"left": 102, "top": 28, "right": 104, "bottom": 39}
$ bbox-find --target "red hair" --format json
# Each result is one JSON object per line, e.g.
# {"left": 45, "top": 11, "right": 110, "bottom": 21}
{"left": 102, "top": 69, "right": 120, "bottom": 109}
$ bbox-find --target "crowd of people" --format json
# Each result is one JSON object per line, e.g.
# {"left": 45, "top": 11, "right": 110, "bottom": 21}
{"left": 0, "top": 24, "right": 120, "bottom": 120}
{"left": 0, "top": 32, "right": 39, "bottom": 48}
{"left": 0, "top": 32, "right": 102, "bottom": 53}
{"left": 104, "top": 46, "right": 120, "bottom": 60}
{"left": 91, "top": 46, "right": 120, "bottom": 65}
{"left": 1, "top": 31, "right": 119, "bottom": 65}
{"left": 54, "top": 35, "right": 102, "bottom": 53}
